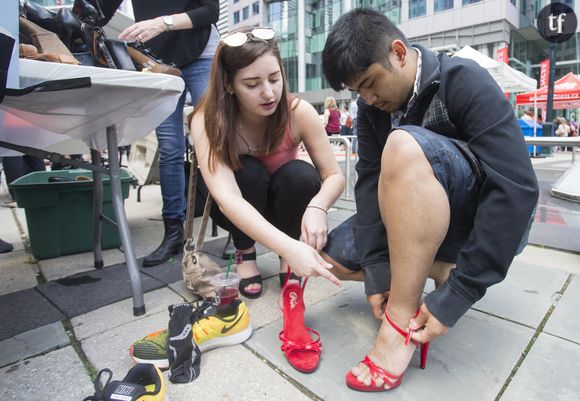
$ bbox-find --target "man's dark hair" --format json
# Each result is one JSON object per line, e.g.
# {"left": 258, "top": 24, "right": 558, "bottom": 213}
{"left": 322, "top": 8, "right": 410, "bottom": 91}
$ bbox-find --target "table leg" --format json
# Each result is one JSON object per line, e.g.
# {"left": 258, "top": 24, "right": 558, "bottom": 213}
{"left": 106, "top": 126, "right": 146, "bottom": 316}
{"left": 91, "top": 149, "right": 104, "bottom": 269}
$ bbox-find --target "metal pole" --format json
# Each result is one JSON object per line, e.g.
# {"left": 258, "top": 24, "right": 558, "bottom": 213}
{"left": 106, "top": 126, "right": 146, "bottom": 316}
{"left": 542, "top": 42, "right": 557, "bottom": 156}
{"left": 91, "top": 149, "right": 104, "bottom": 269}
{"left": 328, "top": 136, "right": 352, "bottom": 200}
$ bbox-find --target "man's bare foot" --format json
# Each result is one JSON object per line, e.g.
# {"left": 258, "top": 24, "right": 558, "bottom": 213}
{"left": 350, "top": 308, "right": 417, "bottom": 389}
{"left": 237, "top": 247, "right": 261, "bottom": 292}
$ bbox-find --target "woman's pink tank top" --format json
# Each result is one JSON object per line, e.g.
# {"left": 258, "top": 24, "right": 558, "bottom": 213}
{"left": 256, "top": 125, "right": 298, "bottom": 175}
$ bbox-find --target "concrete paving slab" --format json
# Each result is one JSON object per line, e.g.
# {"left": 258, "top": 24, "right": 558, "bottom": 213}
{"left": 0, "top": 288, "right": 65, "bottom": 341}
{"left": 168, "top": 279, "right": 201, "bottom": 302}
{"left": 528, "top": 222, "right": 580, "bottom": 253}
{"left": 0, "top": 322, "right": 69, "bottom": 367}
{"left": 515, "top": 245, "right": 580, "bottom": 275}
{"left": 0, "top": 209, "right": 24, "bottom": 252}
{"left": 500, "top": 333, "right": 580, "bottom": 401}
{"left": 166, "top": 345, "right": 313, "bottom": 401}
{"left": 37, "top": 264, "right": 165, "bottom": 318}
{"left": 81, "top": 310, "right": 170, "bottom": 376}
{"left": 0, "top": 250, "right": 37, "bottom": 296}
{"left": 543, "top": 275, "right": 580, "bottom": 343}
{"left": 38, "top": 248, "right": 124, "bottom": 281}
{"left": 423, "top": 249, "right": 569, "bottom": 328}
{"left": 0, "top": 346, "right": 93, "bottom": 401}
{"left": 141, "top": 254, "right": 184, "bottom": 284}
{"left": 247, "top": 284, "right": 534, "bottom": 401}
{"left": 471, "top": 259, "right": 568, "bottom": 328}
{"left": 333, "top": 198, "right": 356, "bottom": 211}
{"left": 327, "top": 209, "right": 354, "bottom": 224}
{"left": 72, "top": 287, "right": 184, "bottom": 340}
{"left": 250, "top": 275, "right": 351, "bottom": 330}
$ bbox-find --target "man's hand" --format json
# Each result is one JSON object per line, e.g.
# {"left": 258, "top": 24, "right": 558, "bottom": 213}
{"left": 367, "top": 291, "right": 389, "bottom": 320}
{"left": 409, "top": 303, "right": 448, "bottom": 343}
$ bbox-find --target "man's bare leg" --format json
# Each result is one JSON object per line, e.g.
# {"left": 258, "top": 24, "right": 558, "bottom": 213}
{"left": 322, "top": 253, "right": 454, "bottom": 287}
{"left": 351, "top": 130, "right": 451, "bottom": 388}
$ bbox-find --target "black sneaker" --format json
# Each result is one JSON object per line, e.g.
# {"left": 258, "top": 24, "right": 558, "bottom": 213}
{"left": 83, "top": 363, "right": 165, "bottom": 401}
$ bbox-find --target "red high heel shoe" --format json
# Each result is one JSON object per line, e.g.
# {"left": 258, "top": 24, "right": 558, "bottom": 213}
{"left": 345, "top": 308, "right": 430, "bottom": 392}
{"left": 278, "top": 269, "right": 321, "bottom": 373}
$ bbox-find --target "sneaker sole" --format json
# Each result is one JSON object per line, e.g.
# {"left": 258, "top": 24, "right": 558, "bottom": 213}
{"left": 129, "top": 324, "right": 253, "bottom": 370}
{"left": 198, "top": 324, "right": 253, "bottom": 352}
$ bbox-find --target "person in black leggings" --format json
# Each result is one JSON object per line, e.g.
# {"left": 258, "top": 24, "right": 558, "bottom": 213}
{"left": 189, "top": 27, "right": 344, "bottom": 299}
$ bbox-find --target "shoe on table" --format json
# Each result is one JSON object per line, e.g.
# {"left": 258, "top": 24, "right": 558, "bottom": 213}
{"left": 130, "top": 299, "right": 252, "bottom": 369}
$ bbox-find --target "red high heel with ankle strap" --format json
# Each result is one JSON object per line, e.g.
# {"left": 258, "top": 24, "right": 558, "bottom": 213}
{"left": 345, "top": 308, "right": 429, "bottom": 392}
{"left": 278, "top": 268, "right": 321, "bottom": 373}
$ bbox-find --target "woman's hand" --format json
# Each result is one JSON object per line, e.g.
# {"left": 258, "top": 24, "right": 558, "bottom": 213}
{"left": 119, "top": 17, "right": 166, "bottom": 43}
{"left": 301, "top": 206, "right": 328, "bottom": 252}
{"left": 284, "top": 241, "right": 341, "bottom": 287}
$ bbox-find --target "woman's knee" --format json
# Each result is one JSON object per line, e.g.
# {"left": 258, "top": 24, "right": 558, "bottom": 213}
{"left": 273, "top": 160, "right": 321, "bottom": 195}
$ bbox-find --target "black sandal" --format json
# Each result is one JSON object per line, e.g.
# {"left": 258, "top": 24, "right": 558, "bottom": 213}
{"left": 236, "top": 251, "right": 262, "bottom": 299}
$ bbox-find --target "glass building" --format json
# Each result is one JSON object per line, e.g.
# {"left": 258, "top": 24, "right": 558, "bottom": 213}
{"left": 263, "top": 0, "right": 580, "bottom": 109}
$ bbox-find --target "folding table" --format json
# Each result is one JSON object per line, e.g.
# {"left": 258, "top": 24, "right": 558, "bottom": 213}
{"left": 0, "top": 59, "right": 185, "bottom": 315}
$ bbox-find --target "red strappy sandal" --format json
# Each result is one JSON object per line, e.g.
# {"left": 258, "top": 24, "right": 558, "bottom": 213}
{"left": 345, "top": 308, "right": 430, "bottom": 392}
{"left": 278, "top": 268, "right": 321, "bottom": 373}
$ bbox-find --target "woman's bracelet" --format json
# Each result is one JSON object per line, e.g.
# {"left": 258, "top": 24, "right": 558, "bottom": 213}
{"left": 307, "top": 205, "right": 328, "bottom": 214}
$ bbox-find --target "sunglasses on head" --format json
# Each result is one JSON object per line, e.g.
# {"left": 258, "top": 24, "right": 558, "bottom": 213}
{"left": 221, "top": 27, "right": 275, "bottom": 47}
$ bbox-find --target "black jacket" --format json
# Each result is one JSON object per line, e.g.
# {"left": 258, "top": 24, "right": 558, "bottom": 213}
{"left": 99, "top": 0, "right": 219, "bottom": 68}
{"left": 354, "top": 45, "right": 539, "bottom": 327}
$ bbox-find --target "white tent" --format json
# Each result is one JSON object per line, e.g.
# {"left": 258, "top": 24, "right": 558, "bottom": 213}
{"left": 453, "top": 46, "right": 537, "bottom": 93}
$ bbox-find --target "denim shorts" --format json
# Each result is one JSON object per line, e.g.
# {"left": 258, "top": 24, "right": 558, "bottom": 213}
{"left": 324, "top": 126, "right": 532, "bottom": 271}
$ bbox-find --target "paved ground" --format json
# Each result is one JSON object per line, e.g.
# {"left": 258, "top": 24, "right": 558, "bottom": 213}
{"left": 0, "top": 152, "right": 579, "bottom": 401}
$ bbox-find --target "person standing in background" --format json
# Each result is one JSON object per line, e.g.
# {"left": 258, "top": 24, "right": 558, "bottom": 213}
{"left": 98, "top": 0, "right": 220, "bottom": 266}
{"left": 349, "top": 94, "right": 359, "bottom": 152}
{"left": 340, "top": 105, "right": 352, "bottom": 136}
{"left": 323, "top": 96, "right": 341, "bottom": 136}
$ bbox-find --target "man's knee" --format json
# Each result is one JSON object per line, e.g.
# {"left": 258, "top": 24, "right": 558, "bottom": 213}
{"left": 381, "top": 129, "right": 431, "bottom": 182}
{"left": 321, "top": 251, "right": 364, "bottom": 281}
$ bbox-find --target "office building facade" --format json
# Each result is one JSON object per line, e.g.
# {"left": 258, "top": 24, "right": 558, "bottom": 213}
{"left": 232, "top": 0, "right": 580, "bottom": 108}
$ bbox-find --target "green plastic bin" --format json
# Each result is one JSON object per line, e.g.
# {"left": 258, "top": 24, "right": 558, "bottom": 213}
{"left": 9, "top": 169, "right": 133, "bottom": 260}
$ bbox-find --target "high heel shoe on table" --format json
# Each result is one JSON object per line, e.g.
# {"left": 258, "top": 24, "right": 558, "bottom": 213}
{"left": 236, "top": 250, "right": 263, "bottom": 299}
{"left": 345, "top": 308, "right": 430, "bottom": 392}
{"left": 279, "top": 270, "right": 321, "bottom": 373}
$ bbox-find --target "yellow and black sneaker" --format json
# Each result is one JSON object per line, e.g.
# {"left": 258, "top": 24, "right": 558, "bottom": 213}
{"left": 83, "top": 363, "right": 165, "bottom": 401}
{"left": 130, "top": 299, "right": 252, "bottom": 369}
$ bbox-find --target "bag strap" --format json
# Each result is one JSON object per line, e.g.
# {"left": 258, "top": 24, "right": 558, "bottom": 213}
{"left": 184, "top": 149, "right": 213, "bottom": 252}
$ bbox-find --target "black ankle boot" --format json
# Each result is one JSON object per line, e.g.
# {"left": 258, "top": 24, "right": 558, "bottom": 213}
{"left": 0, "top": 238, "right": 14, "bottom": 254}
{"left": 142, "top": 218, "right": 184, "bottom": 267}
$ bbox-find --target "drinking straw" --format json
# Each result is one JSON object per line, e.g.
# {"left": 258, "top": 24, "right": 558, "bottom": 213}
{"left": 225, "top": 253, "right": 233, "bottom": 278}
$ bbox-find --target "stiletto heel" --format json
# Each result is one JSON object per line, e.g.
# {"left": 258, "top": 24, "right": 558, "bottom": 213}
{"left": 278, "top": 268, "right": 321, "bottom": 373}
{"left": 345, "top": 307, "right": 430, "bottom": 392}
{"left": 420, "top": 342, "right": 429, "bottom": 369}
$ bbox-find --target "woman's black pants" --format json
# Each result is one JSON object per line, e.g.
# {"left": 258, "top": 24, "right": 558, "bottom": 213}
{"left": 198, "top": 156, "right": 321, "bottom": 250}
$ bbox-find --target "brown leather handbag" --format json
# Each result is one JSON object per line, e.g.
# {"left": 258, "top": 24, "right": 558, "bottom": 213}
{"left": 182, "top": 150, "right": 221, "bottom": 300}
{"left": 19, "top": 17, "right": 80, "bottom": 65}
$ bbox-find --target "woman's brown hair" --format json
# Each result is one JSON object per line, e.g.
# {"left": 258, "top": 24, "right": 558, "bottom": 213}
{"left": 189, "top": 29, "right": 292, "bottom": 171}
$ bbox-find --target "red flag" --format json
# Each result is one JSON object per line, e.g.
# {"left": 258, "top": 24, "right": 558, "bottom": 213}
{"left": 539, "top": 59, "right": 550, "bottom": 88}
{"left": 496, "top": 47, "right": 509, "bottom": 98}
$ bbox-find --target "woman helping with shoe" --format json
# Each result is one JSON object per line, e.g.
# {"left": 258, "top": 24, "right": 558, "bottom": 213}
{"left": 189, "top": 27, "right": 344, "bottom": 372}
